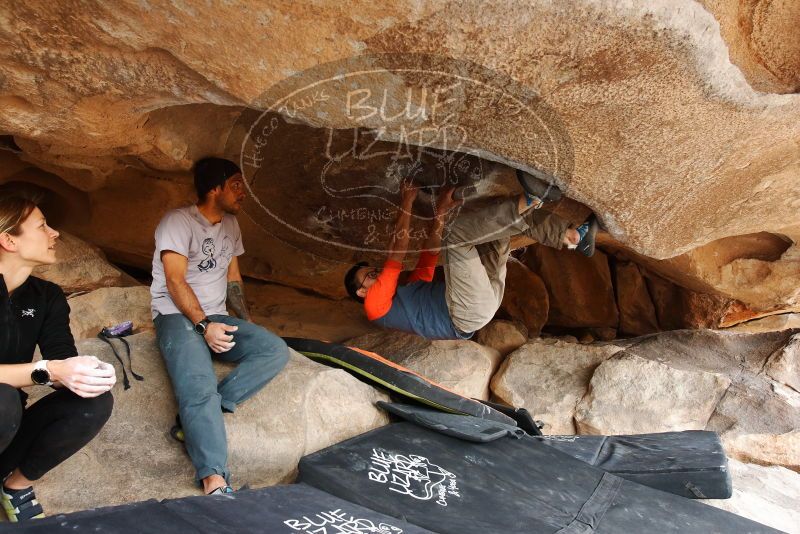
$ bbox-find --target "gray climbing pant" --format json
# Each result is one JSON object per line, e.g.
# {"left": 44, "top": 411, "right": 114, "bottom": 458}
{"left": 443, "top": 198, "right": 570, "bottom": 334}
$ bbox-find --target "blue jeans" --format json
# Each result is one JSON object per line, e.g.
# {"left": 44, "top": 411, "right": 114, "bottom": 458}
{"left": 154, "top": 313, "right": 289, "bottom": 483}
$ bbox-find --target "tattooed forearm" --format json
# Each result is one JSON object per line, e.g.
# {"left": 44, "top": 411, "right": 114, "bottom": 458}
{"left": 226, "top": 281, "right": 251, "bottom": 321}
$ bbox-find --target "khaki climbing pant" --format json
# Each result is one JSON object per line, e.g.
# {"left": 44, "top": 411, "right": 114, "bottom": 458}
{"left": 443, "top": 198, "right": 570, "bottom": 334}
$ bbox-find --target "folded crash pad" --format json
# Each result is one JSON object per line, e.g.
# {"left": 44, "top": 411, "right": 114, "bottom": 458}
{"left": 533, "top": 432, "right": 731, "bottom": 499}
{"left": 379, "top": 402, "right": 731, "bottom": 499}
{"left": 284, "top": 337, "right": 515, "bottom": 425}
{"left": 298, "top": 422, "right": 777, "bottom": 534}
{"left": 378, "top": 400, "right": 527, "bottom": 442}
{"left": 0, "top": 484, "right": 434, "bottom": 534}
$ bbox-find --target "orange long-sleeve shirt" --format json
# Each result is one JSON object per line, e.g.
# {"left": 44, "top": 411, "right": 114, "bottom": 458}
{"left": 364, "top": 251, "right": 439, "bottom": 321}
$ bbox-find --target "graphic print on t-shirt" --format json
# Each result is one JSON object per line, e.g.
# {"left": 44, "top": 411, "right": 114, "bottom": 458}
{"left": 197, "top": 236, "right": 235, "bottom": 272}
{"left": 220, "top": 236, "right": 233, "bottom": 261}
{"left": 197, "top": 238, "right": 217, "bottom": 272}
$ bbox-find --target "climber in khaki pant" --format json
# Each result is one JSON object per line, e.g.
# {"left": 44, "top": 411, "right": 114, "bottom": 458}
{"left": 344, "top": 169, "right": 598, "bottom": 340}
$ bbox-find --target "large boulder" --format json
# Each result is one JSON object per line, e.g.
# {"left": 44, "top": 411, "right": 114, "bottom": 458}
{"left": 711, "top": 379, "right": 800, "bottom": 439}
{"left": 621, "top": 329, "right": 800, "bottom": 437}
{"left": 32, "top": 231, "right": 136, "bottom": 293}
{"left": 644, "top": 273, "right": 737, "bottom": 330}
{"left": 475, "top": 319, "right": 528, "bottom": 360}
{"left": 764, "top": 332, "right": 800, "bottom": 392}
{"left": 705, "top": 459, "right": 800, "bottom": 534}
{"left": 29, "top": 332, "right": 389, "bottom": 514}
{"left": 67, "top": 286, "right": 153, "bottom": 340}
{"left": 491, "top": 338, "right": 622, "bottom": 434}
{"left": 497, "top": 259, "right": 549, "bottom": 336}
{"left": 524, "top": 245, "right": 619, "bottom": 331}
{"left": 728, "top": 313, "right": 800, "bottom": 334}
{"left": 613, "top": 260, "right": 659, "bottom": 336}
{"left": 347, "top": 331, "right": 501, "bottom": 400}
{"left": 494, "top": 328, "right": 800, "bottom": 438}
{"left": 574, "top": 352, "right": 730, "bottom": 434}
{"left": 699, "top": 0, "right": 800, "bottom": 94}
{"left": 723, "top": 431, "right": 800, "bottom": 473}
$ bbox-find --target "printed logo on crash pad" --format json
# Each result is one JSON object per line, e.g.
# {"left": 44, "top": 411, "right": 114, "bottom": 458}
{"left": 284, "top": 508, "right": 404, "bottom": 533}
{"left": 367, "top": 448, "right": 461, "bottom": 507}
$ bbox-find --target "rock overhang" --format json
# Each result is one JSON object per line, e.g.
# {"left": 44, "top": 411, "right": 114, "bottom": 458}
{"left": 0, "top": 0, "right": 798, "bottom": 314}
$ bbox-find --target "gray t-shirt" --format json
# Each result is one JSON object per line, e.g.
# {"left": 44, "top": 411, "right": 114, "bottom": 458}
{"left": 150, "top": 205, "right": 245, "bottom": 319}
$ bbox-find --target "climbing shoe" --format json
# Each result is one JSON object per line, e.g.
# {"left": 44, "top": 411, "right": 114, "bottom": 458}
{"left": 573, "top": 215, "right": 598, "bottom": 257}
{"left": 208, "top": 485, "right": 235, "bottom": 496}
{"left": 516, "top": 168, "right": 562, "bottom": 206}
{"left": 1, "top": 484, "right": 45, "bottom": 522}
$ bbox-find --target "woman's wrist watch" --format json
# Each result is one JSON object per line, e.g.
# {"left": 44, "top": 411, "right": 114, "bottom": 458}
{"left": 194, "top": 317, "right": 211, "bottom": 336}
{"left": 31, "top": 360, "right": 53, "bottom": 386}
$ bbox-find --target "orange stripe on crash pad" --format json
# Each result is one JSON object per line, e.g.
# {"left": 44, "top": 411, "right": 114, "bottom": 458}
{"left": 347, "top": 346, "right": 462, "bottom": 397}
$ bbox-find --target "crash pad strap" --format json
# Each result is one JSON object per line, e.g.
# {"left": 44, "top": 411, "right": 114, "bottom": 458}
{"left": 556, "top": 473, "right": 622, "bottom": 534}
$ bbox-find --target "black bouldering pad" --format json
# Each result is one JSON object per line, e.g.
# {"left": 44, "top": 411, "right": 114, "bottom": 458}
{"left": 377, "top": 402, "right": 731, "bottom": 499}
{"left": 298, "top": 422, "right": 778, "bottom": 534}
{"left": 164, "top": 483, "right": 434, "bottom": 533}
{"left": 0, "top": 484, "right": 435, "bottom": 534}
{"left": 532, "top": 432, "right": 732, "bottom": 499}
{"left": 284, "top": 337, "right": 515, "bottom": 425}
{"left": 0, "top": 499, "right": 193, "bottom": 533}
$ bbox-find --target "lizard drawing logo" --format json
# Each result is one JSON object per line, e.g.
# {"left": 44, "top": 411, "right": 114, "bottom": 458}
{"left": 283, "top": 509, "right": 405, "bottom": 533}
{"left": 367, "top": 449, "right": 460, "bottom": 506}
{"left": 197, "top": 238, "right": 217, "bottom": 272}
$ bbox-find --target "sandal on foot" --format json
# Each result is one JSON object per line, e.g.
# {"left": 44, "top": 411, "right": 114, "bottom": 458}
{"left": 207, "top": 485, "right": 235, "bottom": 496}
{"left": 1, "top": 485, "right": 45, "bottom": 522}
{"left": 170, "top": 414, "right": 185, "bottom": 444}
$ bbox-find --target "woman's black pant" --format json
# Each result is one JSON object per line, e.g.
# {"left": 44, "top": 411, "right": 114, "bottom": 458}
{"left": 0, "top": 383, "right": 113, "bottom": 481}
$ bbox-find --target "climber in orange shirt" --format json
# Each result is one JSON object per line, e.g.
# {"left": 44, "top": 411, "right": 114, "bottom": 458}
{"left": 344, "top": 170, "right": 597, "bottom": 340}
